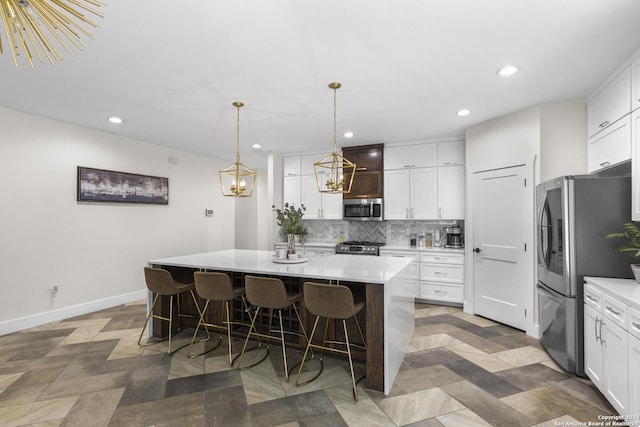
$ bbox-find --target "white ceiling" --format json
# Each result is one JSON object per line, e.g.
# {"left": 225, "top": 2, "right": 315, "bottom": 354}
{"left": 2, "top": 0, "right": 640, "bottom": 169}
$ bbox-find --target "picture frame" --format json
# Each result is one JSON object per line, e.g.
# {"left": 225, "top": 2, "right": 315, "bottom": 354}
{"left": 77, "top": 166, "right": 169, "bottom": 204}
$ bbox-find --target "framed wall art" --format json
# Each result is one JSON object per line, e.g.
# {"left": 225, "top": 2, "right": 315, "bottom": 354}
{"left": 77, "top": 166, "right": 169, "bottom": 204}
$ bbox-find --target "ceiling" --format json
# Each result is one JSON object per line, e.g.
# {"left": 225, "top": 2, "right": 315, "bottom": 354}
{"left": 2, "top": 0, "right": 640, "bottom": 169}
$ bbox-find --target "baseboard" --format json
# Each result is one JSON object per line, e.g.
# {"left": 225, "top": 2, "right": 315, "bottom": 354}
{"left": 0, "top": 290, "right": 147, "bottom": 336}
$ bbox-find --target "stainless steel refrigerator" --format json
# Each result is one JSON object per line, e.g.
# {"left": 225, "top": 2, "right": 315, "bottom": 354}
{"left": 536, "top": 175, "right": 631, "bottom": 375}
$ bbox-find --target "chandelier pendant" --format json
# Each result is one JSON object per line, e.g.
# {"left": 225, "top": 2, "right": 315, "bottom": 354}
{"left": 218, "top": 102, "right": 256, "bottom": 197}
{"left": 314, "top": 82, "right": 356, "bottom": 194}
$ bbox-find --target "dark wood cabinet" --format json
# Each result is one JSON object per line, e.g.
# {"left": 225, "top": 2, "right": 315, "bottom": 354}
{"left": 343, "top": 144, "right": 383, "bottom": 199}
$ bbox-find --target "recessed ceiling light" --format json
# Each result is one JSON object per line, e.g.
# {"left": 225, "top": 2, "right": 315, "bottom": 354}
{"left": 344, "top": 131, "right": 354, "bottom": 138}
{"left": 252, "top": 143, "right": 262, "bottom": 149}
{"left": 456, "top": 109, "right": 471, "bottom": 117}
{"left": 497, "top": 65, "right": 519, "bottom": 77}
{"left": 108, "top": 116, "right": 123, "bottom": 124}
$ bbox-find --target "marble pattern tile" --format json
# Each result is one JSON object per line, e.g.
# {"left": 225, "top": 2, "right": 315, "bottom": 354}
{"left": 0, "top": 300, "right": 621, "bottom": 426}
{"left": 377, "top": 387, "right": 465, "bottom": 425}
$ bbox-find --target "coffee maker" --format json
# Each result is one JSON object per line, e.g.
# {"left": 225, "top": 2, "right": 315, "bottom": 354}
{"left": 444, "top": 226, "right": 464, "bottom": 248}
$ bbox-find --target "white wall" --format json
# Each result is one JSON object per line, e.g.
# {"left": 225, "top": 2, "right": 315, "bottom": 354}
{"left": 0, "top": 107, "right": 237, "bottom": 333}
{"left": 540, "top": 100, "right": 588, "bottom": 181}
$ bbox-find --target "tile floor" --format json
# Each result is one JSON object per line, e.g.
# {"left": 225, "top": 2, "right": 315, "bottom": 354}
{"left": 0, "top": 301, "right": 618, "bottom": 426}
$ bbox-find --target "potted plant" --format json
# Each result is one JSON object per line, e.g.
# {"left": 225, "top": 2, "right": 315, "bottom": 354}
{"left": 272, "top": 203, "right": 306, "bottom": 255}
{"left": 606, "top": 222, "right": 640, "bottom": 283}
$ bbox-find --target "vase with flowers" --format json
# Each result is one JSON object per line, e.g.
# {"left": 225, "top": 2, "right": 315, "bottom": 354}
{"left": 272, "top": 203, "right": 306, "bottom": 255}
{"left": 606, "top": 222, "right": 640, "bottom": 283}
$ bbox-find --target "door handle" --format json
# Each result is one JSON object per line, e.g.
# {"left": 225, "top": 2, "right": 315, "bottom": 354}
{"left": 473, "top": 248, "right": 481, "bottom": 253}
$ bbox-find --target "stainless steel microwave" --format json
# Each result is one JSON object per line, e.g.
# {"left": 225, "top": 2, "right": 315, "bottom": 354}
{"left": 343, "top": 198, "right": 383, "bottom": 221}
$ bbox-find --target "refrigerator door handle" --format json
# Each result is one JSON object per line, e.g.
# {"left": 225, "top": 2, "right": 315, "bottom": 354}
{"left": 537, "top": 194, "right": 552, "bottom": 271}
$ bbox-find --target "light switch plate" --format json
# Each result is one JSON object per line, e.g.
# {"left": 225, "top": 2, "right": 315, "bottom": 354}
{"left": 205, "top": 209, "right": 214, "bottom": 216}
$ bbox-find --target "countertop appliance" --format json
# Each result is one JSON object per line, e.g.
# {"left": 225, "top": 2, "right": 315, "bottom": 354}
{"left": 335, "top": 241, "right": 385, "bottom": 256}
{"left": 343, "top": 198, "right": 383, "bottom": 221}
{"left": 536, "top": 175, "right": 631, "bottom": 376}
{"left": 444, "top": 226, "right": 464, "bottom": 248}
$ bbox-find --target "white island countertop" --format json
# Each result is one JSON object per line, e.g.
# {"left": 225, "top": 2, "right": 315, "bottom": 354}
{"left": 149, "top": 249, "right": 412, "bottom": 284}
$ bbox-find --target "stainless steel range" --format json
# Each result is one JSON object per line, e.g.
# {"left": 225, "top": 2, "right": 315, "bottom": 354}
{"left": 335, "top": 241, "right": 385, "bottom": 256}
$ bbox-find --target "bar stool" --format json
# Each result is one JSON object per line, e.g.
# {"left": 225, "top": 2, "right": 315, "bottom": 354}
{"left": 236, "top": 275, "right": 310, "bottom": 380}
{"left": 187, "top": 271, "right": 251, "bottom": 365}
{"left": 138, "top": 267, "right": 207, "bottom": 355}
{"left": 295, "top": 281, "right": 366, "bottom": 401}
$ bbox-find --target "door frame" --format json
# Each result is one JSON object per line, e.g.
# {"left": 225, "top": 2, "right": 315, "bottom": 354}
{"left": 464, "top": 157, "right": 539, "bottom": 338}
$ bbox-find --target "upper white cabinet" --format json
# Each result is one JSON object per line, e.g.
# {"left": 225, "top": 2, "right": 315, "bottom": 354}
{"left": 284, "top": 156, "right": 301, "bottom": 176}
{"left": 384, "top": 144, "right": 437, "bottom": 170}
{"left": 633, "top": 58, "right": 640, "bottom": 112}
{"left": 631, "top": 109, "right": 640, "bottom": 220}
{"left": 587, "top": 66, "right": 631, "bottom": 139}
{"left": 283, "top": 155, "right": 341, "bottom": 220}
{"left": 437, "top": 140, "right": 465, "bottom": 166}
{"left": 384, "top": 140, "right": 465, "bottom": 220}
{"left": 587, "top": 115, "right": 631, "bottom": 173}
{"left": 384, "top": 168, "right": 438, "bottom": 220}
{"left": 438, "top": 166, "right": 465, "bottom": 219}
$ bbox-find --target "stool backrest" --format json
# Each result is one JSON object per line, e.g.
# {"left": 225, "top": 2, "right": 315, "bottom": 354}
{"left": 144, "top": 267, "right": 178, "bottom": 295}
{"left": 303, "top": 282, "right": 355, "bottom": 319}
{"left": 245, "top": 275, "right": 289, "bottom": 309}
{"left": 194, "top": 272, "right": 233, "bottom": 301}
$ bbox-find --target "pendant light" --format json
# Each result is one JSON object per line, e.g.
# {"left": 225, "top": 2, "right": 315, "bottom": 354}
{"left": 218, "top": 102, "right": 256, "bottom": 197}
{"left": 314, "top": 82, "right": 356, "bottom": 194}
{"left": 0, "top": 0, "right": 104, "bottom": 68}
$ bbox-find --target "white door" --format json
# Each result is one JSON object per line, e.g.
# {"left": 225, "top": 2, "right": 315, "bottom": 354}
{"left": 472, "top": 164, "right": 531, "bottom": 331}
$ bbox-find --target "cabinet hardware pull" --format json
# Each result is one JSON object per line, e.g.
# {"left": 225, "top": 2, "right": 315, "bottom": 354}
{"left": 586, "top": 294, "right": 598, "bottom": 302}
{"left": 406, "top": 208, "right": 409, "bottom": 219}
{"left": 356, "top": 167, "right": 368, "bottom": 171}
{"left": 605, "top": 305, "right": 621, "bottom": 315}
{"left": 434, "top": 290, "right": 446, "bottom": 294}
{"left": 599, "top": 319, "right": 606, "bottom": 343}
{"left": 356, "top": 195, "right": 369, "bottom": 198}
{"left": 600, "top": 161, "right": 610, "bottom": 167}
{"left": 403, "top": 165, "right": 416, "bottom": 168}
{"left": 410, "top": 208, "right": 414, "bottom": 218}
{"left": 595, "top": 317, "right": 601, "bottom": 342}
{"left": 599, "top": 121, "right": 610, "bottom": 128}
{"left": 633, "top": 322, "right": 640, "bottom": 329}
{"left": 434, "top": 272, "right": 447, "bottom": 276}
{"left": 443, "top": 162, "right": 457, "bottom": 165}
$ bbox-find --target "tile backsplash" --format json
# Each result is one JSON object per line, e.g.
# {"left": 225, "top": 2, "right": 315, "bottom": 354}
{"left": 297, "top": 219, "right": 464, "bottom": 245}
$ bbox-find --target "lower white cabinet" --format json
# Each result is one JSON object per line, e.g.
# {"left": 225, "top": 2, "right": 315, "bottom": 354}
{"left": 631, "top": 109, "right": 640, "bottom": 220}
{"left": 583, "top": 280, "right": 633, "bottom": 415}
{"left": 380, "top": 249, "right": 464, "bottom": 303}
{"left": 629, "top": 306, "right": 640, "bottom": 416}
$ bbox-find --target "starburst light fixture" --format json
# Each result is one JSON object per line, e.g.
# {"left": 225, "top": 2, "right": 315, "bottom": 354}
{"left": 218, "top": 102, "right": 256, "bottom": 197}
{"left": 0, "top": 0, "right": 105, "bottom": 68}
{"left": 313, "top": 82, "right": 356, "bottom": 194}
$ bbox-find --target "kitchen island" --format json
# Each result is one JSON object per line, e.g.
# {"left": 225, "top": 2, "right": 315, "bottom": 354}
{"left": 148, "top": 249, "right": 414, "bottom": 395}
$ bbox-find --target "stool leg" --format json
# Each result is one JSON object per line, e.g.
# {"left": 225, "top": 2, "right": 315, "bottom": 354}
{"left": 236, "top": 306, "right": 270, "bottom": 370}
{"left": 188, "top": 290, "right": 211, "bottom": 342}
{"left": 188, "top": 300, "right": 211, "bottom": 358}
{"left": 168, "top": 295, "right": 174, "bottom": 354}
{"left": 278, "top": 309, "right": 289, "bottom": 380}
{"left": 295, "top": 315, "right": 323, "bottom": 387}
{"left": 138, "top": 293, "right": 160, "bottom": 346}
{"left": 225, "top": 300, "right": 233, "bottom": 366}
{"left": 343, "top": 319, "right": 358, "bottom": 401}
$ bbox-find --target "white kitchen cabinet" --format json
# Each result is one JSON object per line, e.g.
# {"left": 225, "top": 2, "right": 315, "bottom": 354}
{"left": 384, "top": 168, "right": 437, "bottom": 220}
{"left": 437, "top": 140, "right": 465, "bottom": 166}
{"left": 283, "top": 176, "right": 301, "bottom": 206}
{"left": 379, "top": 249, "right": 419, "bottom": 298}
{"left": 438, "top": 166, "right": 465, "bottom": 219}
{"left": 587, "top": 66, "right": 632, "bottom": 138}
{"left": 583, "top": 281, "right": 630, "bottom": 415}
{"left": 301, "top": 154, "right": 320, "bottom": 175}
{"left": 587, "top": 115, "right": 631, "bottom": 173}
{"left": 301, "top": 174, "right": 342, "bottom": 219}
{"left": 632, "top": 110, "right": 640, "bottom": 220}
{"left": 284, "top": 156, "right": 301, "bottom": 176}
{"left": 632, "top": 58, "right": 640, "bottom": 112}
{"left": 629, "top": 306, "right": 640, "bottom": 416}
{"left": 384, "top": 144, "right": 437, "bottom": 170}
{"left": 419, "top": 251, "right": 464, "bottom": 303}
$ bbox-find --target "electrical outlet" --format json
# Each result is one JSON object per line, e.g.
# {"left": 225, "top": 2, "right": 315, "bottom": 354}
{"left": 50, "top": 285, "right": 59, "bottom": 297}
